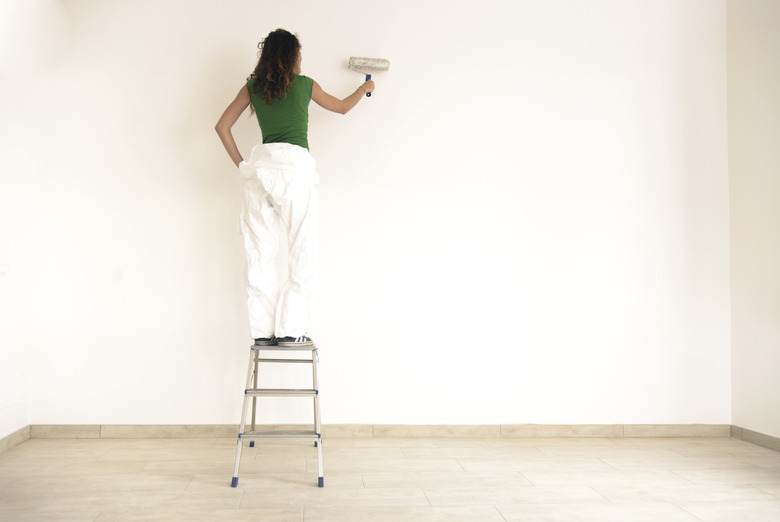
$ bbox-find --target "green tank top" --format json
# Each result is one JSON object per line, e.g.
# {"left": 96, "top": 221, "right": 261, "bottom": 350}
{"left": 247, "top": 75, "right": 313, "bottom": 150}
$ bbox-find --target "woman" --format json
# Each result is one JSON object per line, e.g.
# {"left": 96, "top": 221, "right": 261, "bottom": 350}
{"left": 216, "top": 29, "right": 374, "bottom": 347}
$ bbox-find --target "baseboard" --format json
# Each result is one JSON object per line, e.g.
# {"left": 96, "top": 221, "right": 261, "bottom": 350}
{"left": 731, "top": 425, "right": 780, "bottom": 453}
{"left": 29, "top": 424, "right": 239, "bottom": 439}
{"left": 6, "top": 422, "right": 730, "bottom": 441}
{"left": 0, "top": 425, "right": 30, "bottom": 453}
{"left": 5, "top": 424, "right": 778, "bottom": 454}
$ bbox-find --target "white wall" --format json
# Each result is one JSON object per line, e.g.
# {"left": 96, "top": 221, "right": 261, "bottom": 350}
{"left": 1, "top": 0, "right": 731, "bottom": 434}
{"left": 729, "top": 0, "right": 780, "bottom": 440}
{"left": 0, "top": 0, "right": 51, "bottom": 439}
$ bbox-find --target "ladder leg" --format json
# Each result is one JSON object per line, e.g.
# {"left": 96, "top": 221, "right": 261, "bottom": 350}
{"left": 312, "top": 349, "right": 320, "bottom": 433}
{"left": 232, "top": 347, "right": 257, "bottom": 487}
{"left": 250, "top": 350, "right": 259, "bottom": 447}
{"left": 316, "top": 434, "right": 323, "bottom": 487}
{"left": 312, "top": 348, "right": 324, "bottom": 487}
{"left": 231, "top": 439, "right": 243, "bottom": 488}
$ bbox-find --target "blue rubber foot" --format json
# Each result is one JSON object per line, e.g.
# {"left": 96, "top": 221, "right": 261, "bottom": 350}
{"left": 231, "top": 477, "right": 239, "bottom": 488}
{"left": 318, "top": 477, "right": 324, "bottom": 488}
{"left": 314, "top": 441, "right": 318, "bottom": 447}
{"left": 249, "top": 441, "right": 255, "bottom": 448}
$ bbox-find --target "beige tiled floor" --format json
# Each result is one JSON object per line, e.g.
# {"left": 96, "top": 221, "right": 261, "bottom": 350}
{"left": 1, "top": 436, "right": 779, "bottom": 521}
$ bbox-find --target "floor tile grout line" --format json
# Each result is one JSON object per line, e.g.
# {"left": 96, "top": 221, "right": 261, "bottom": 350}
{"left": 734, "top": 455, "right": 765, "bottom": 469}
{"left": 421, "top": 486, "right": 433, "bottom": 507}
{"left": 535, "top": 446, "right": 557, "bottom": 459}
{"left": 598, "top": 456, "right": 620, "bottom": 471}
{"left": 672, "top": 500, "right": 706, "bottom": 522}
{"left": 759, "top": 484, "right": 780, "bottom": 500}
{"left": 748, "top": 482, "right": 780, "bottom": 499}
{"left": 518, "top": 471, "right": 535, "bottom": 486}
{"left": 588, "top": 484, "right": 613, "bottom": 502}
{"left": 493, "top": 503, "right": 509, "bottom": 522}
{"left": 670, "top": 468, "right": 701, "bottom": 486}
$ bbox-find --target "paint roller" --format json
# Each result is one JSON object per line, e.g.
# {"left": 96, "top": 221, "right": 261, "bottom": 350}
{"left": 348, "top": 57, "right": 390, "bottom": 97}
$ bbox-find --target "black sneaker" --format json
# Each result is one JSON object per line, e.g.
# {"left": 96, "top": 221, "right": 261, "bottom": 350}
{"left": 276, "top": 336, "right": 314, "bottom": 347}
{"left": 254, "top": 336, "right": 277, "bottom": 346}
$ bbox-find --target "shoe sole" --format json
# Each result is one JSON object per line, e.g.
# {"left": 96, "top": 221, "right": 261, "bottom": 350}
{"left": 277, "top": 341, "right": 314, "bottom": 347}
{"left": 254, "top": 340, "right": 277, "bottom": 346}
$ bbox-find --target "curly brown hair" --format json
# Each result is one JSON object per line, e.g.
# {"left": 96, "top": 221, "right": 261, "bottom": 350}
{"left": 248, "top": 29, "right": 301, "bottom": 105}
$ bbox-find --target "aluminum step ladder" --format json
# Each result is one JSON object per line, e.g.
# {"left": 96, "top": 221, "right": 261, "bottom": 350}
{"left": 231, "top": 344, "right": 323, "bottom": 488}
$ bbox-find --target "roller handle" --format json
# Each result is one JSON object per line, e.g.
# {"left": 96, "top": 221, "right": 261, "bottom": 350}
{"left": 365, "top": 74, "right": 371, "bottom": 97}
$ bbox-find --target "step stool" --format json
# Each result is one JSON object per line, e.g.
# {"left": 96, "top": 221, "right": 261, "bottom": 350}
{"left": 231, "top": 343, "right": 323, "bottom": 488}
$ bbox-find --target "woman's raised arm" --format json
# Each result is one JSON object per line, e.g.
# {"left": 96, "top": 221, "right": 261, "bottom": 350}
{"left": 311, "top": 79, "right": 375, "bottom": 115}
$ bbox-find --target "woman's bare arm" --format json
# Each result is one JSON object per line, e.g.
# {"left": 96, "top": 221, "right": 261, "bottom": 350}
{"left": 215, "top": 86, "right": 251, "bottom": 166}
{"left": 311, "top": 79, "right": 375, "bottom": 115}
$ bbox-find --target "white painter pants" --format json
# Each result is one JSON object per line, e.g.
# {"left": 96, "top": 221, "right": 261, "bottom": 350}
{"left": 238, "top": 143, "right": 318, "bottom": 339}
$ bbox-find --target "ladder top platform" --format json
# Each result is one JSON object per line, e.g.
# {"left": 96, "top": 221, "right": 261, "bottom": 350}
{"left": 251, "top": 344, "right": 318, "bottom": 352}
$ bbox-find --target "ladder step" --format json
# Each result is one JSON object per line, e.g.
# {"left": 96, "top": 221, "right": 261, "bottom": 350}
{"left": 246, "top": 388, "right": 318, "bottom": 397}
{"left": 254, "top": 358, "right": 313, "bottom": 364}
{"left": 252, "top": 345, "right": 318, "bottom": 352}
{"left": 240, "top": 430, "right": 320, "bottom": 441}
